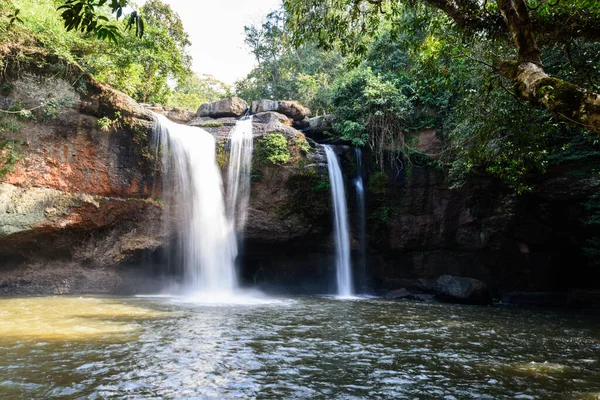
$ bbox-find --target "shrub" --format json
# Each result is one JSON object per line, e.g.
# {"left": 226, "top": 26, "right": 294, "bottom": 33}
{"left": 256, "top": 133, "right": 290, "bottom": 165}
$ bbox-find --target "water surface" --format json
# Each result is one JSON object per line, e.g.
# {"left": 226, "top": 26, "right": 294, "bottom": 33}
{"left": 1, "top": 296, "right": 599, "bottom": 399}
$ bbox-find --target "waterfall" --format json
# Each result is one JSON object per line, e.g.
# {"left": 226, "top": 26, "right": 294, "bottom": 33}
{"left": 324, "top": 145, "right": 354, "bottom": 297}
{"left": 154, "top": 114, "right": 237, "bottom": 295}
{"left": 226, "top": 118, "right": 253, "bottom": 237}
{"left": 354, "top": 148, "right": 367, "bottom": 283}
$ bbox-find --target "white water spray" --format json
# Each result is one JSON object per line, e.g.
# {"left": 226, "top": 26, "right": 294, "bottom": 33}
{"left": 226, "top": 118, "right": 254, "bottom": 236}
{"left": 324, "top": 145, "right": 354, "bottom": 297}
{"left": 154, "top": 114, "right": 237, "bottom": 295}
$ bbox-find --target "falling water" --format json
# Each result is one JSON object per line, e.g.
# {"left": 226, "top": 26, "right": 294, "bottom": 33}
{"left": 354, "top": 148, "right": 367, "bottom": 283}
{"left": 226, "top": 117, "right": 253, "bottom": 236}
{"left": 324, "top": 145, "right": 354, "bottom": 297}
{"left": 154, "top": 114, "right": 237, "bottom": 295}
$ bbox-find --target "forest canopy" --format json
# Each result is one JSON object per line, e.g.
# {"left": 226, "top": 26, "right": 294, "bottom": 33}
{"left": 283, "top": 0, "right": 600, "bottom": 134}
{"left": 236, "top": 0, "right": 600, "bottom": 193}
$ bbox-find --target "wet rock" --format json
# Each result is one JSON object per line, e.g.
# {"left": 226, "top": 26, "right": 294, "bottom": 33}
{"left": 384, "top": 288, "right": 411, "bottom": 299}
{"left": 410, "top": 293, "right": 437, "bottom": 302}
{"left": 432, "top": 275, "right": 492, "bottom": 305}
{"left": 197, "top": 97, "right": 248, "bottom": 118}
{"left": 250, "top": 100, "right": 310, "bottom": 121}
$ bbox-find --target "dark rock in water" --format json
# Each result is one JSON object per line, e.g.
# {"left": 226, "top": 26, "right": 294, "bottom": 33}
{"left": 410, "top": 293, "right": 437, "bottom": 302}
{"left": 432, "top": 275, "right": 492, "bottom": 305}
{"left": 250, "top": 100, "right": 310, "bottom": 121}
{"left": 197, "top": 97, "right": 248, "bottom": 118}
{"left": 384, "top": 288, "right": 411, "bottom": 299}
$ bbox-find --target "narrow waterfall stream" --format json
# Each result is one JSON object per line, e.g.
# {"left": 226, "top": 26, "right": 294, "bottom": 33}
{"left": 324, "top": 145, "right": 354, "bottom": 297}
{"left": 154, "top": 114, "right": 237, "bottom": 296}
{"left": 354, "top": 148, "right": 367, "bottom": 282}
{"left": 226, "top": 117, "right": 254, "bottom": 238}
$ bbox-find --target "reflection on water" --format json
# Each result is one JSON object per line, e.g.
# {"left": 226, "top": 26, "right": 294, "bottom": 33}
{"left": 0, "top": 297, "right": 171, "bottom": 340}
{"left": 0, "top": 296, "right": 599, "bottom": 399}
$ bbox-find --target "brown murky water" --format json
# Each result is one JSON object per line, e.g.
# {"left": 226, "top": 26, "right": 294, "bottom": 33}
{"left": 1, "top": 296, "right": 599, "bottom": 399}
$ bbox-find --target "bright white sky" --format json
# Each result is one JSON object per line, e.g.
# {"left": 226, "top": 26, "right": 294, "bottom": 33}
{"left": 153, "top": 0, "right": 282, "bottom": 85}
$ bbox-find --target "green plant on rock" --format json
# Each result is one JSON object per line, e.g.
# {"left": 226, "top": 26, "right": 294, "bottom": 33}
{"left": 368, "top": 171, "right": 389, "bottom": 195}
{"left": 216, "top": 141, "right": 229, "bottom": 169}
{"left": 200, "top": 121, "right": 224, "bottom": 128}
{"left": 96, "top": 111, "right": 122, "bottom": 132}
{"left": 0, "top": 115, "right": 23, "bottom": 178}
{"left": 294, "top": 133, "right": 311, "bottom": 154}
{"left": 97, "top": 116, "right": 113, "bottom": 132}
{"left": 255, "top": 133, "right": 290, "bottom": 165}
{"left": 283, "top": 167, "right": 330, "bottom": 225}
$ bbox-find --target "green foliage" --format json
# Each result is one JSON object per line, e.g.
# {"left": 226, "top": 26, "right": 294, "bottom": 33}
{"left": 97, "top": 116, "right": 112, "bottom": 131}
{"left": 255, "top": 133, "right": 290, "bottom": 165}
{"left": 236, "top": 10, "right": 344, "bottom": 115}
{"left": 331, "top": 66, "right": 412, "bottom": 167}
{"left": 200, "top": 121, "right": 224, "bottom": 128}
{"left": 167, "top": 74, "right": 232, "bottom": 111}
{"left": 1, "top": 0, "right": 228, "bottom": 111}
{"left": 57, "top": 0, "right": 143, "bottom": 43}
{"left": 283, "top": 167, "right": 331, "bottom": 225}
{"left": 368, "top": 171, "right": 389, "bottom": 195}
{"left": 0, "top": 115, "right": 23, "bottom": 178}
{"left": 279, "top": 0, "right": 600, "bottom": 192}
{"left": 294, "top": 134, "right": 311, "bottom": 154}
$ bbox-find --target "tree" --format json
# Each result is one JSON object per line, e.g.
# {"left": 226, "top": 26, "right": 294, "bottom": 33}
{"left": 236, "top": 10, "right": 345, "bottom": 114}
{"left": 283, "top": 0, "right": 600, "bottom": 133}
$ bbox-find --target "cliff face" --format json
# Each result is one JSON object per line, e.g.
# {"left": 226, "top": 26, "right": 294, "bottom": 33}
{"left": 0, "top": 56, "right": 333, "bottom": 295}
{"left": 0, "top": 49, "right": 164, "bottom": 295}
{"left": 330, "top": 144, "right": 600, "bottom": 296}
{"left": 1, "top": 50, "right": 598, "bottom": 298}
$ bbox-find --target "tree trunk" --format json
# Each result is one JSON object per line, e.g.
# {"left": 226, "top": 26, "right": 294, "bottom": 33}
{"left": 499, "top": 61, "right": 600, "bottom": 133}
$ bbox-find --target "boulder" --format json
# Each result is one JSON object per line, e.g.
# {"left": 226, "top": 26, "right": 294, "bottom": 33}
{"left": 253, "top": 111, "right": 291, "bottom": 126}
{"left": 250, "top": 100, "right": 310, "bottom": 121}
{"left": 143, "top": 104, "right": 195, "bottom": 124}
{"left": 293, "top": 116, "right": 310, "bottom": 130}
{"left": 197, "top": 97, "right": 248, "bottom": 118}
{"left": 432, "top": 275, "right": 492, "bottom": 305}
{"left": 251, "top": 99, "right": 278, "bottom": 115}
{"left": 302, "top": 115, "right": 336, "bottom": 141}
